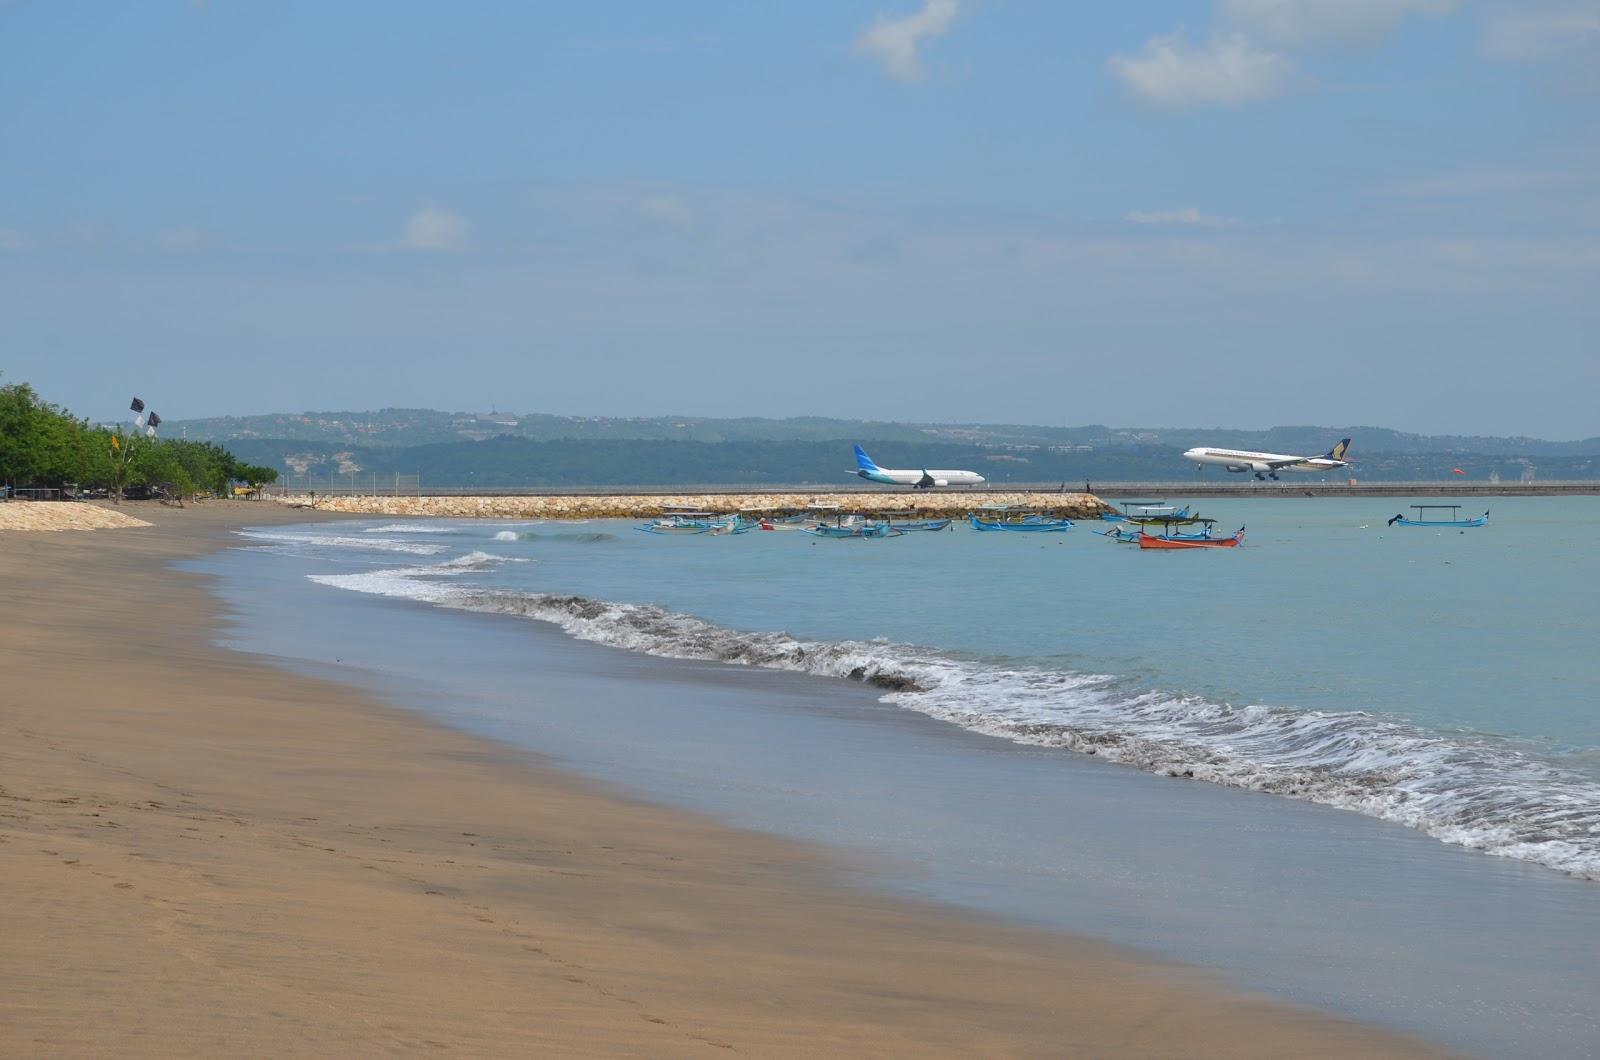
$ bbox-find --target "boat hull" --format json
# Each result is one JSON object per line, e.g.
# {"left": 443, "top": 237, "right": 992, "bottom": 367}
{"left": 1138, "top": 531, "right": 1244, "bottom": 549}
{"left": 802, "top": 524, "right": 904, "bottom": 539}
{"left": 1391, "top": 516, "right": 1488, "bottom": 528}
{"left": 968, "top": 514, "right": 1074, "bottom": 532}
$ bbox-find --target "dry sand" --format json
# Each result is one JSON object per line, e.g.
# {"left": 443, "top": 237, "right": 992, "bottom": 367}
{"left": 0, "top": 502, "right": 1448, "bottom": 1057}
{"left": 0, "top": 501, "right": 151, "bottom": 532}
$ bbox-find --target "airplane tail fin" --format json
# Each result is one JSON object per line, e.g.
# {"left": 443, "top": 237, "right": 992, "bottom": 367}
{"left": 853, "top": 444, "right": 879, "bottom": 472}
{"left": 1327, "top": 437, "right": 1352, "bottom": 461}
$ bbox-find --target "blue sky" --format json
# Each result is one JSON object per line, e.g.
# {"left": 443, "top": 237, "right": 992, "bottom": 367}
{"left": 2, "top": 1, "right": 1596, "bottom": 436}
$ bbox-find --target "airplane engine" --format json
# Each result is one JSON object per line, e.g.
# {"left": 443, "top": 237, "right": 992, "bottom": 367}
{"left": 1225, "top": 464, "right": 1252, "bottom": 474}
{"left": 933, "top": 478, "right": 949, "bottom": 487}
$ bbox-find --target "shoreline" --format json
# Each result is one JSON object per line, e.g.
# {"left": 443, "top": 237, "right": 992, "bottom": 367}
{"left": 1, "top": 502, "right": 1447, "bottom": 1056}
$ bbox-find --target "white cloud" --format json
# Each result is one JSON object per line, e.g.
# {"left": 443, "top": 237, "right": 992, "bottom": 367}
{"left": 1481, "top": 4, "right": 1600, "bottom": 61}
{"left": 1223, "top": 0, "right": 1458, "bottom": 46}
{"left": 638, "top": 195, "right": 693, "bottom": 230}
{"left": 403, "top": 206, "right": 467, "bottom": 250}
{"left": 0, "top": 228, "right": 33, "bottom": 251}
{"left": 1126, "top": 208, "right": 1225, "bottom": 227}
{"left": 1109, "top": 32, "right": 1290, "bottom": 106}
{"left": 854, "top": 0, "right": 959, "bottom": 83}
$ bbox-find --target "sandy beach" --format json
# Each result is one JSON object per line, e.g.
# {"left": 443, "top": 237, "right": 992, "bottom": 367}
{"left": 0, "top": 502, "right": 1447, "bottom": 1057}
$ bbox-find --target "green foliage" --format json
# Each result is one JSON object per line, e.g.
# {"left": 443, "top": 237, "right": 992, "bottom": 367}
{"left": 0, "top": 380, "right": 252, "bottom": 496}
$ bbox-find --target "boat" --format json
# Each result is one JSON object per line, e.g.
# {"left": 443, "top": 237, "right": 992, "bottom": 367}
{"left": 968, "top": 507, "right": 1074, "bottom": 532}
{"left": 1138, "top": 526, "right": 1245, "bottom": 549}
{"left": 801, "top": 522, "right": 904, "bottom": 539}
{"left": 1102, "top": 500, "right": 1192, "bottom": 523}
{"left": 708, "top": 515, "right": 755, "bottom": 535}
{"left": 1387, "top": 506, "right": 1489, "bottom": 528}
{"left": 874, "top": 510, "right": 952, "bottom": 532}
{"left": 637, "top": 510, "right": 717, "bottom": 534}
{"left": 638, "top": 510, "right": 751, "bottom": 535}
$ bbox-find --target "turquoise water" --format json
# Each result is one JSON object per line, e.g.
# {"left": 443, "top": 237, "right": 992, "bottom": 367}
{"left": 234, "top": 497, "right": 1600, "bottom": 879}
{"left": 210, "top": 497, "right": 1600, "bottom": 1056}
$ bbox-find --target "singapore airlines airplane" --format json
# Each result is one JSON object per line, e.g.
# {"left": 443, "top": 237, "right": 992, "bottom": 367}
{"left": 1183, "top": 438, "right": 1352, "bottom": 480}
{"left": 851, "top": 445, "right": 986, "bottom": 488}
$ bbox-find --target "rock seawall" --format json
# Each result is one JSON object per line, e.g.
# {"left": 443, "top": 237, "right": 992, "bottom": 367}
{"left": 272, "top": 492, "right": 1109, "bottom": 521}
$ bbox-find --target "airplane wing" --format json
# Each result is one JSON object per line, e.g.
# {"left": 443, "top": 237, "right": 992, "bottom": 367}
{"left": 1263, "top": 457, "right": 1308, "bottom": 469}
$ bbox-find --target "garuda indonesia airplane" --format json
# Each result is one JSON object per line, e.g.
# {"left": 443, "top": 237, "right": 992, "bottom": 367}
{"left": 852, "top": 445, "right": 985, "bottom": 488}
{"left": 1183, "top": 438, "right": 1352, "bottom": 480}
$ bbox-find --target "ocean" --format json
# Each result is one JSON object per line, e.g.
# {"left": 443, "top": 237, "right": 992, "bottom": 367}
{"left": 194, "top": 496, "right": 1600, "bottom": 1057}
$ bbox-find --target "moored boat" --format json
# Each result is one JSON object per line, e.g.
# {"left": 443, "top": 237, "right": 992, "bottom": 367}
{"left": 802, "top": 522, "right": 905, "bottom": 539}
{"left": 1387, "top": 506, "right": 1489, "bottom": 528}
{"left": 1138, "top": 526, "right": 1245, "bottom": 549}
{"left": 968, "top": 508, "right": 1074, "bottom": 532}
{"left": 1102, "top": 500, "right": 1191, "bottom": 523}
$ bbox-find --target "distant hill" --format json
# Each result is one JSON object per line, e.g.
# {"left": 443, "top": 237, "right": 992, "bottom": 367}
{"left": 214, "top": 434, "right": 1599, "bottom": 488}
{"left": 170, "top": 409, "right": 1600, "bottom": 459}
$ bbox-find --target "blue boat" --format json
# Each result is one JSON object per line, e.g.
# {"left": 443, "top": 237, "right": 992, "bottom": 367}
{"left": 637, "top": 510, "right": 752, "bottom": 535}
{"left": 1387, "top": 505, "right": 1489, "bottom": 528}
{"left": 1102, "top": 501, "right": 1191, "bottom": 523}
{"left": 968, "top": 510, "right": 1074, "bottom": 532}
{"left": 875, "top": 511, "right": 952, "bottom": 532}
{"left": 802, "top": 523, "right": 904, "bottom": 539}
{"left": 1099, "top": 518, "right": 1223, "bottom": 543}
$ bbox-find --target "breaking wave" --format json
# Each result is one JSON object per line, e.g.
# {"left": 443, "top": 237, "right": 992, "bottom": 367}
{"left": 494, "top": 530, "right": 616, "bottom": 544}
{"left": 234, "top": 529, "right": 448, "bottom": 556}
{"left": 361, "top": 523, "right": 459, "bottom": 534}
{"left": 301, "top": 558, "right": 1600, "bottom": 881}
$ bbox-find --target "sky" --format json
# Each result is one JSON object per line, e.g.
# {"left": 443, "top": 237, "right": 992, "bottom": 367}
{"left": 1, "top": 1, "right": 1596, "bottom": 437}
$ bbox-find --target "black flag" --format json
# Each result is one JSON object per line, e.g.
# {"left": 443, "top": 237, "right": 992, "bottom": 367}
{"left": 147, "top": 412, "right": 162, "bottom": 429}
{"left": 130, "top": 397, "right": 145, "bottom": 413}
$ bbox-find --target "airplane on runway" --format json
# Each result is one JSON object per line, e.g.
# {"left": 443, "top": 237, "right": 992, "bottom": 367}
{"left": 851, "top": 445, "right": 985, "bottom": 488}
{"left": 1183, "top": 438, "right": 1352, "bottom": 480}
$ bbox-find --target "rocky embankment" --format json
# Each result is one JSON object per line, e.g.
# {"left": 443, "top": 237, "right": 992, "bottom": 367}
{"left": 273, "top": 492, "right": 1110, "bottom": 520}
{"left": 0, "top": 502, "right": 153, "bottom": 532}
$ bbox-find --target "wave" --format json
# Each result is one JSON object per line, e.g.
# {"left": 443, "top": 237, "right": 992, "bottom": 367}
{"left": 362, "top": 523, "right": 458, "bottom": 535}
{"left": 235, "top": 529, "right": 447, "bottom": 556}
{"left": 299, "top": 560, "right": 1600, "bottom": 881}
{"left": 494, "top": 530, "right": 616, "bottom": 544}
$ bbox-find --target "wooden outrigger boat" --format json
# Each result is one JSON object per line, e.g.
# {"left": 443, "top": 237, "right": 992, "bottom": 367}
{"left": 1387, "top": 505, "right": 1489, "bottom": 528}
{"left": 638, "top": 510, "right": 751, "bottom": 535}
{"left": 968, "top": 507, "right": 1074, "bottom": 532}
{"left": 801, "top": 522, "right": 904, "bottom": 539}
{"left": 875, "top": 510, "right": 952, "bottom": 532}
{"left": 1104, "top": 516, "right": 1235, "bottom": 545}
{"left": 1102, "top": 500, "right": 1192, "bottom": 523}
{"left": 1139, "top": 525, "right": 1245, "bottom": 549}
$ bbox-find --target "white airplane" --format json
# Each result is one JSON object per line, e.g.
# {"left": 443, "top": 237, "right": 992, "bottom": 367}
{"left": 1183, "top": 438, "right": 1352, "bottom": 480}
{"left": 852, "top": 444, "right": 985, "bottom": 488}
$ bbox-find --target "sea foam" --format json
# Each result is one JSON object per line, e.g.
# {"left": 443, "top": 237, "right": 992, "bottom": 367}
{"left": 297, "top": 556, "right": 1600, "bottom": 881}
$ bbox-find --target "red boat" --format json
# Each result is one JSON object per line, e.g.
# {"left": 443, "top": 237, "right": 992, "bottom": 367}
{"left": 1138, "top": 528, "right": 1245, "bottom": 549}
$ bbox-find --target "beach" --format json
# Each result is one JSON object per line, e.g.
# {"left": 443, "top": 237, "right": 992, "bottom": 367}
{"left": 0, "top": 502, "right": 1448, "bottom": 1057}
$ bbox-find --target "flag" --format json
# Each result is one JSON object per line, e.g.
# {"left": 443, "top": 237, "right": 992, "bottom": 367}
{"left": 110, "top": 434, "right": 120, "bottom": 452}
{"left": 147, "top": 412, "right": 162, "bottom": 429}
{"left": 146, "top": 425, "right": 157, "bottom": 438}
{"left": 130, "top": 397, "right": 145, "bottom": 413}
{"left": 1452, "top": 467, "right": 1465, "bottom": 475}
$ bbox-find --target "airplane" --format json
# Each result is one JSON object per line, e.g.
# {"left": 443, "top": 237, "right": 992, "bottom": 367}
{"left": 852, "top": 444, "right": 986, "bottom": 488}
{"left": 1183, "top": 438, "right": 1352, "bottom": 480}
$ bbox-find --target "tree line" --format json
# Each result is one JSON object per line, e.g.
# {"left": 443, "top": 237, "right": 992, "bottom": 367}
{"left": 0, "top": 380, "right": 277, "bottom": 498}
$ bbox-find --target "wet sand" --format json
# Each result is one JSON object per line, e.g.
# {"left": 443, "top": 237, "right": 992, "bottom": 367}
{"left": 0, "top": 502, "right": 1448, "bottom": 1056}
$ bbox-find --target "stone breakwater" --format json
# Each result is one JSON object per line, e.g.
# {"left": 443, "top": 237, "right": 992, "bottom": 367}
{"left": 0, "top": 502, "right": 152, "bottom": 532}
{"left": 273, "top": 492, "right": 1110, "bottom": 521}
